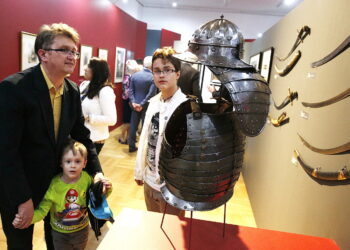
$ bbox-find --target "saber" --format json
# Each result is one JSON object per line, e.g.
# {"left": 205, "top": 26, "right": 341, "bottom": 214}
{"left": 302, "top": 87, "right": 350, "bottom": 108}
{"left": 274, "top": 50, "right": 301, "bottom": 77}
{"left": 311, "top": 35, "right": 350, "bottom": 68}
{"left": 273, "top": 88, "right": 298, "bottom": 110}
{"left": 268, "top": 112, "right": 289, "bottom": 127}
{"left": 276, "top": 25, "right": 311, "bottom": 61}
{"left": 294, "top": 149, "right": 350, "bottom": 181}
{"left": 298, "top": 133, "right": 350, "bottom": 155}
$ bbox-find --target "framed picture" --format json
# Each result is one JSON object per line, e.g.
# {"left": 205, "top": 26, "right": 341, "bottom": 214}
{"left": 260, "top": 47, "right": 274, "bottom": 83}
{"left": 115, "top": 47, "right": 126, "bottom": 83}
{"left": 79, "top": 45, "right": 93, "bottom": 76}
{"left": 21, "top": 31, "right": 39, "bottom": 70}
{"left": 249, "top": 52, "right": 261, "bottom": 72}
{"left": 98, "top": 48, "right": 108, "bottom": 61}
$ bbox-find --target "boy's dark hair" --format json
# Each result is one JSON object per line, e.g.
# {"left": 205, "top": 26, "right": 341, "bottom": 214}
{"left": 152, "top": 47, "right": 181, "bottom": 72}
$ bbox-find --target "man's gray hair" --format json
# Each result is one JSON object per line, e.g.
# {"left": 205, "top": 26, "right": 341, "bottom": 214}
{"left": 143, "top": 56, "right": 152, "bottom": 69}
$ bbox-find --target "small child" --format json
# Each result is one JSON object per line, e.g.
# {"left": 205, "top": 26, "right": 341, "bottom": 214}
{"left": 13, "top": 140, "right": 112, "bottom": 250}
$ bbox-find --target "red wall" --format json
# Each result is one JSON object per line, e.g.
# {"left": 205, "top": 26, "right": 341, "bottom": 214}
{"left": 0, "top": 0, "right": 147, "bottom": 127}
{"left": 160, "top": 29, "right": 181, "bottom": 48}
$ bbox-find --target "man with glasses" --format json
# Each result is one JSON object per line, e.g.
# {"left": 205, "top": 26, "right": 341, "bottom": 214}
{"left": 134, "top": 47, "right": 187, "bottom": 216}
{"left": 0, "top": 23, "right": 106, "bottom": 249}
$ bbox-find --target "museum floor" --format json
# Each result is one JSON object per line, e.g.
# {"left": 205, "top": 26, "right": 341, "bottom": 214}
{"left": 0, "top": 126, "right": 256, "bottom": 249}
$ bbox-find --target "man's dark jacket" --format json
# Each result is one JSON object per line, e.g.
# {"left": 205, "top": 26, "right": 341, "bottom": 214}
{"left": 0, "top": 65, "right": 102, "bottom": 212}
{"left": 177, "top": 63, "right": 200, "bottom": 98}
{"left": 128, "top": 68, "right": 156, "bottom": 107}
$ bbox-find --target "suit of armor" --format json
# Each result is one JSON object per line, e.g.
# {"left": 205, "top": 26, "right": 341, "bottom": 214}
{"left": 159, "top": 16, "right": 270, "bottom": 211}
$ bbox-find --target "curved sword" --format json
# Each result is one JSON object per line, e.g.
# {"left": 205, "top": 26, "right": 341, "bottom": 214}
{"left": 311, "top": 35, "right": 350, "bottom": 68}
{"left": 302, "top": 88, "right": 350, "bottom": 108}
{"left": 274, "top": 50, "right": 301, "bottom": 77}
{"left": 297, "top": 133, "right": 350, "bottom": 155}
{"left": 294, "top": 149, "right": 350, "bottom": 181}
{"left": 268, "top": 112, "right": 289, "bottom": 127}
{"left": 276, "top": 25, "right": 311, "bottom": 61}
{"left": 273, "top": 88, "right": 298, "bottom": 110}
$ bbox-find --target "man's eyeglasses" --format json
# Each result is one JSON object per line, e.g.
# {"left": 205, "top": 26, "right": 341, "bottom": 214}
{"left": 45, "top": 48, "right": 80, "bottom": 59}
{"left": 153, "top": 69, "right": 176, "bottom": 76}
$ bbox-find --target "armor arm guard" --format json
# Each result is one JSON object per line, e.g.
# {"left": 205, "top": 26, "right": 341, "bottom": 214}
{"left": 212, "top": 67, "right": 271, "bottom": 137}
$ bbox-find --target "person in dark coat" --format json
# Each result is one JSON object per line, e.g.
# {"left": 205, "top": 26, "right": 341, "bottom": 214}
{"left": 177, "top": 62, "right": 201, "bottom": 100}
{"left": 0, "top": 22, "right": 107, "bottom": 249}
{"left": 127, "top": 56, "right": 157, "bottom": 152}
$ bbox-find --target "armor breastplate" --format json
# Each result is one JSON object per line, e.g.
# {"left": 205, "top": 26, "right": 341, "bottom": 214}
{"left": 209, "top": 66, "right": 271, "bottom": 137}
{"left": 159, "top": 16, "right": 271, "bottom": 212}
{"left": 159, "top": 100, "right": 245, "bottom": 211}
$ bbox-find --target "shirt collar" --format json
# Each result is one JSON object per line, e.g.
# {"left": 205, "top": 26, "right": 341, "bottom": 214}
{"left": 40, "top": 64, "right": 64, "bottom": 95}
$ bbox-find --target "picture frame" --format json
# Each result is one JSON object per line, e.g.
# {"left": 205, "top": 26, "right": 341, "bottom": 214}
{"left": 98, "top": 48, "right": 108, "bottom": 61}
{"left": 126, "top": 50, "right": 134, "bottom": 61}
{"left": 249, "top": 52, "right": 262, "bottom": 72}
{"left": 21, "top": 31, "right": 39, "bottom": 70}
{"left": 79, "top": 45, "right": 93, "bottom": 76}
{"left": 115, "top": 47, "right": 126, "bottom": 83}
{"left": 260, "top": 47, "right": 274, "bottom": 83}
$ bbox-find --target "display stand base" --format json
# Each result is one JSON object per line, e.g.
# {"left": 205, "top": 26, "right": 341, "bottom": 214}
{"left": 97, "top": 208, "right": 339, "bottom": 250}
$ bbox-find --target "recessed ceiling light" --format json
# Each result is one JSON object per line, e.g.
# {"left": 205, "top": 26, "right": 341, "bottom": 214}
{"left": 172, "top": 2, "right": 178, "bottom": 7}
{"left": 257, "top": 33, "right": 263, "bottom": 38}
{"left": 122, "top": 0, "right": 128, "bottom": 3}
{"left": 284, "top": 0, "right": 296, "bottom": 6}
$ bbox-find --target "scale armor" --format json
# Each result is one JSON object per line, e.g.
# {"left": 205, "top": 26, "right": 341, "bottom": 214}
{"left": 159, "top": 16, "right": 270, "bottom": 211}
{"left": 209, "top": 67, "right": 270, "bottom": 136}
{"left": 159, "top": 100, "right": 245, "bottom": 211}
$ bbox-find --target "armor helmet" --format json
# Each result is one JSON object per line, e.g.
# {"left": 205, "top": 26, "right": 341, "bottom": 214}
{"left": 186, "top": 15, "right": 248, "bottom": 69}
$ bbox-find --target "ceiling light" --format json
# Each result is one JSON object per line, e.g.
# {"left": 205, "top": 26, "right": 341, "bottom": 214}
{"left": 122, "top": 0, "right": 128, "bottom": 3}
{"left": 172, "top": 2, "right": 177, "bottom": 7}
{"left": 284, "top": 0, "right": 296, "bottom": 6}
{"left": 257, "top": 33, "right": 263, "bottom": 38}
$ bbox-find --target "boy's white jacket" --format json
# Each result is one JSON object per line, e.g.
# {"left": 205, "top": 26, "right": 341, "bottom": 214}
{"left": 134, "top": 88, "right": 187, "bottom": 191}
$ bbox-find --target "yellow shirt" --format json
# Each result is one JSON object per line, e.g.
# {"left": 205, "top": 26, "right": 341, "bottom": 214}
{"left": 40, "top": 65, "right": 64, "bottom": 140}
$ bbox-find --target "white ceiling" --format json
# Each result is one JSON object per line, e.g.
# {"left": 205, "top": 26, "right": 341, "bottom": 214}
{"left": 136, "top": 0, "right": 304, "bottom": 16}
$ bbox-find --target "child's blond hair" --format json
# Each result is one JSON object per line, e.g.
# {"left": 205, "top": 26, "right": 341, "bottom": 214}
{"left": 62, "top": 140, "right": 88, "bottom": 160}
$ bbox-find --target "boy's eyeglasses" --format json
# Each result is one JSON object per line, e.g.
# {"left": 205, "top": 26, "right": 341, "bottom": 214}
{"left": 153, "top": 69, "right": 176, "bottom": 76}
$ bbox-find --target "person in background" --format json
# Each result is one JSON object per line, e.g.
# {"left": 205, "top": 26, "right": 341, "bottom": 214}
{"left": 128, "top": 56, "right": 156, "bottom": 153}
{"left": 13, "top": 140, "right": 112, "bottom": 250}
{"left": 80, "top": 57, "right": 117, "bottom": 154}
{"left": 79, "top": 64, "right": 90, "bottom": 100}
{"left": 118, "top": 59, "right": 140, "bottom": 145}
{"left": 177, "top": 62, "right": 201, "bottom": 100}
{"left": 134, "top": 47, "right": 187, "bottom": 216}
{"left": 0, "top": 23, "right": 107, "bottom": 249}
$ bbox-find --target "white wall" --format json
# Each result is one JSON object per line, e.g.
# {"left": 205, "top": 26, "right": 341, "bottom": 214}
{"left": 111, "top": 0, "right": 143, "bottom": 21}
{"left": 142, "top": 8, "right": 281, "bottom": 42}
{"left": 112, "top": 0, "right": 281, "bottom": 43}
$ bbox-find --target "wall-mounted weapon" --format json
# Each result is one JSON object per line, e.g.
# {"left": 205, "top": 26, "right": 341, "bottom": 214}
{"left": 294, "top": 149, "right": 350, "bottom": 181}
{"left": 302, "top": 87, "right": 350, "bottom": 108}
{"left": 298, "top": 133, "right": 350, "bottom": 155}
{"left": 276, "top": 25, "right": 311, "bottom": 61}
{"left": 274, "top": 50, "right": 301, "bottom": 77}
{"left": 311, "top": 35, "right": 350, "bottom": 68}
{"left": 273, "top": 88, "right": 298, "bottom": 110}
{"left": 268, "top": 112, "right": 289, "bottom": 127}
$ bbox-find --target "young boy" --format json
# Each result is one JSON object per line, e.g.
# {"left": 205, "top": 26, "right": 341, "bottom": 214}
{"left": 13, "top": 140, "right": 112, "bottom": 249}
{"left": 134, "top": 47, "right": 187, "bottom": 216}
